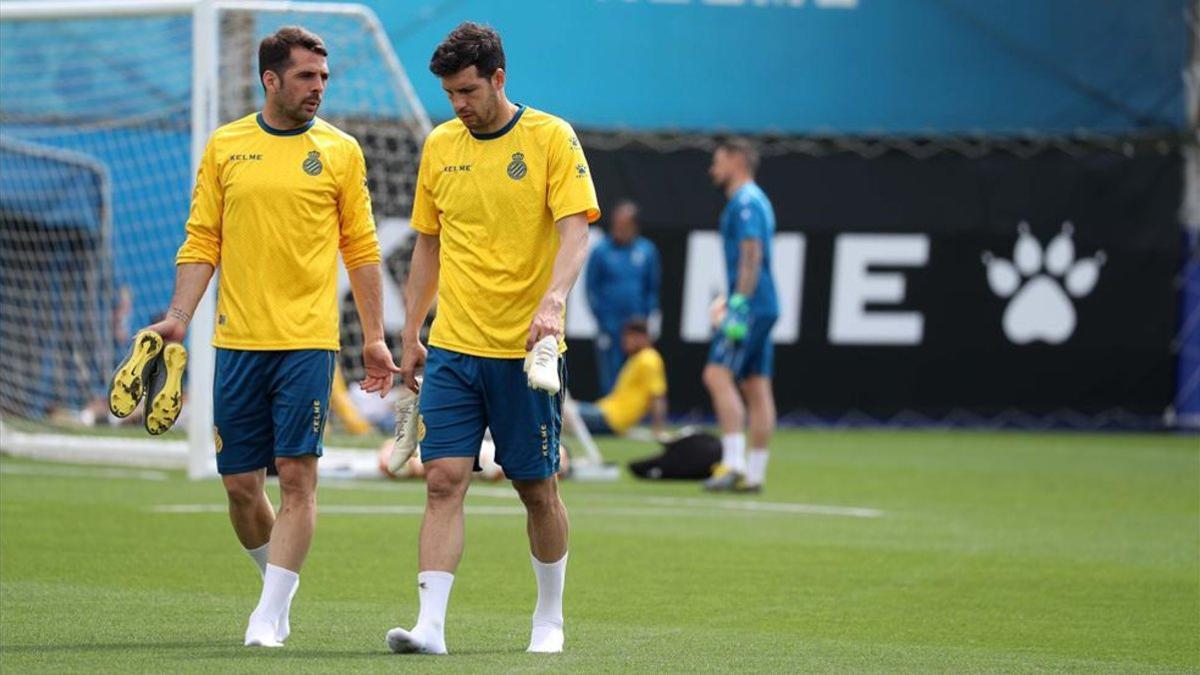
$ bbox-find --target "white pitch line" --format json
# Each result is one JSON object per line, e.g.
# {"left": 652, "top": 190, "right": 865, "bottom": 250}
{"left": 643, "top": 496, "right": 885, "bottom": 518}
{"left": 150, "top": 501, "right": 883, "bottom": 519}
{"left": 319, "top": 481, "right": 518, "bottom": 500}
{"left": 150, "top": 504, "right": 527, "bottom": 516}
{"left": 0, "top": 464, "right": 169, "bottom": 481}
{"left": 148, "top": 504, "right": 723, "bottom": 518}
{"left": 320, "top": 481, "right": 883, "bottom": 517}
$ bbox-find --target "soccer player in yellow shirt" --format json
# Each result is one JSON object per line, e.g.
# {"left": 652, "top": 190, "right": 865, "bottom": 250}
{"left": 385, "top": 23, "right": 600, "bottom": 655}
{"left": 139, "top": 27, "right": 398, "bottom": 647}
{"left": 572, "top": 319, "right": 669, "bottom": 437}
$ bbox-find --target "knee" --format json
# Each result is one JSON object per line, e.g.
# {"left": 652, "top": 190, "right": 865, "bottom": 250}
{"left": 515, "top": 480, "right": 558, "bottom": 513}
{"left": 425, "top": 467, "right": 469, "bottom": 504}
{"left": 740, "top": 379, "right": 774, "bottom": 410}
{"left": 275, "top": 459, "right": 317, "bottom": 505}
{"left": 702, "top": 365, "right": 728, "bottom": 392}
{"left": 223, "top": 476, "right": 263, "bottom": 509}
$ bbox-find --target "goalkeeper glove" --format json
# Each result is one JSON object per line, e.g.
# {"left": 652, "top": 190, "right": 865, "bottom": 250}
{"left": 721, "top": 293, "right": 751, "bottom": 342}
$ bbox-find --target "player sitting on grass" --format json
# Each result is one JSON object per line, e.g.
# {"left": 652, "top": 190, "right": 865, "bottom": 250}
{"left": 568, "top": 318, "right": 668, "bottom": 438}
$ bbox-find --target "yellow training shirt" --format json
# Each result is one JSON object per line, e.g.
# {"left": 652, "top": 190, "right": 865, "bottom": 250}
{"left": 597, "top": 347, "right": 667, "bottom": 434}
{"left": 411, "top": 105, "right": 600, "bottom": 358}
{"left": 176, "top": 113, "right": 380, "bottom": 350}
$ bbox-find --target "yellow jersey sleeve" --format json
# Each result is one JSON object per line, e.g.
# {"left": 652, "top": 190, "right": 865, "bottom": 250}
{"left": 410, "top": 137, "right": 441, "bottom": 235}
{"left": 337, "top": 138, "right": 381, "bottom": 270}
{"left": 175, "top": 137, "right": 223, "bottom": 266}
{"left": 546, "top": 121, "right": 600, "bottom": 223}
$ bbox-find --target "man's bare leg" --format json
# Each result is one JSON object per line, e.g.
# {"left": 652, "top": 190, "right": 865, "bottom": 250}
{"left": 388, "top": 456, "right": 474, "bottom": 655}
{"left": 703, "top": 364, "right": 748, "bottom": 480}
{"left": 514, "top": 476, "right": 569, "bottom": 653}
{"left": 222, "top": 469, "right": 274, "bottom": 575}
{"left": 740, "top": 376, "right": 776, "bottom": 488}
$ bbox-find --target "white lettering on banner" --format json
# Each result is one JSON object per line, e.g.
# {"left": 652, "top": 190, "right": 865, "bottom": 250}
{"left": 828, "top": 234, "right": 929, "bottom": 345}
{"left": 773, "top": 234, "right": 804, "bottom": 342}
{"left": 680, "top": 232, "right": 727, "bottom": 342}
{"left": 679, "top": 231, "right": 804, "bottom": 344}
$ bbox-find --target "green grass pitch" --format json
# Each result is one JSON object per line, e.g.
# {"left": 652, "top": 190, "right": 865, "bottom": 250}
{"left": 1, "top": 429, "right": 1197, "bottom": 673}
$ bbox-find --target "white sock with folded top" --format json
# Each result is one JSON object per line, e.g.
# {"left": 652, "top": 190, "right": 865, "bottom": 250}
{"left": 244, "top": 564, "right": 298, "bottom": 647}
{"left": 721, "top": 433, "right": 746, "bottom": 474}
{"left": 245, "top": 542, "right": 269, "bottom": 577}
{"left": 386, "top": 571, "right": 453, "bottom": 655}
{"left": 528, "top": 552, "right": 567, "bottom": 653}
{"left": 746, "top": 448, "right": 769, "bottom": 486}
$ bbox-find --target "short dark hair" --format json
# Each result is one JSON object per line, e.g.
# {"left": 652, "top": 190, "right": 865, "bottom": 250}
{"left": 429, "top": 22, "right": 505, "bottom": 79}
{"left": 717, "top": 137, "right": 760, "bottom": 173}
{"left": 259, "top": 26, "right": 327, "bottom": 86}
{"left": 623, "top": 318, "right": 649, "bottom": 336}
{"left": 612, "top": 199, "right": 639, "bottom": 221}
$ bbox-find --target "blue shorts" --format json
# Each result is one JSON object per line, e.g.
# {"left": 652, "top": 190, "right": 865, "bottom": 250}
{"left": 419, "top": 346, "right": 562, "bottom": 481}
{"left": 213, "top": 349, "right": 336, "bottom": 475}
{"left": 707, "top": 314, "right": 778, "bottom": 381}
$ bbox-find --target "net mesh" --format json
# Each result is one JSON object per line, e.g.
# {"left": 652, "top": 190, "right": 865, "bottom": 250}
{"left": 0, "top": 6, "right": 426, "bottom": 437}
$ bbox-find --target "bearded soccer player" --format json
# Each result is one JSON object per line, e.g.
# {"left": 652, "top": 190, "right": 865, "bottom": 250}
{"left": 386, "top": 22, "right": 599, "bottom": 655}
{"left": 702, "top": 138, "right": 780, "bottom": 494}
{"left": 144, "top": 27, "right": 397, "bottom": 646}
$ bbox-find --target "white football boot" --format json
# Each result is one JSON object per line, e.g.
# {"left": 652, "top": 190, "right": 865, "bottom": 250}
{"left": 524, "top": 335, "right": 560, "bottom": 395}
{"left": 389, "top": 375, "right": 422, "bottom": 475}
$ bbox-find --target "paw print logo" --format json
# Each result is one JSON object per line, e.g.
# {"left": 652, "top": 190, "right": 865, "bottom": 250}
{"left": 983, "top": 222, "right": 1105, "bottom": 345}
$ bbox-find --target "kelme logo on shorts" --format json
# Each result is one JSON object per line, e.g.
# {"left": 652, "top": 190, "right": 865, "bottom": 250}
{"left": 507, "top": 152, "right": 527, "bottom": 180}
{"left": 303, "top": 150, "right": 323, "bottom": 176}
{"left": 311, "top": 400, "right": 321, "bottom": 434}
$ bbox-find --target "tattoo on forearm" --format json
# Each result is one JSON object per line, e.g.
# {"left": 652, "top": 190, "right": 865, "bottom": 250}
{"left": 169, "top": 307, "right": 191, "bottom": 323}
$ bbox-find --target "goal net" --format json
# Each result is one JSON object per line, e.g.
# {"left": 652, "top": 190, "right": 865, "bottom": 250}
{"left": 0, "top": 0, "right": 430, "bottom": 477}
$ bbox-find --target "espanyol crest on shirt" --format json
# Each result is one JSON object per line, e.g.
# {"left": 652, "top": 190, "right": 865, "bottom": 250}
{"left": 303, "top": 150, "right": 323, "bottom": 176}
{"left": 507, "top": 152, "right": 527, "bottom": 180}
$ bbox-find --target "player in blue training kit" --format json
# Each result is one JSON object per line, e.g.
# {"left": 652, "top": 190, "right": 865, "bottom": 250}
{"left": 585, "top": 200, "right": 661, "bottom": 395}
{"left": 702, "top": 138, "right": 780, "bottom": 493}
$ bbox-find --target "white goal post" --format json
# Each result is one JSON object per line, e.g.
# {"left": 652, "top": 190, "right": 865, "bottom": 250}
{"left": 0, "top": 0, "right": 431, "bottom": 478}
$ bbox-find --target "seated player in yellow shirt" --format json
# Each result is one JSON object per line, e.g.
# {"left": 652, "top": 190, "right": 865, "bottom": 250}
{"left": 574, "top": 318, "right": 668, "bottom": 437}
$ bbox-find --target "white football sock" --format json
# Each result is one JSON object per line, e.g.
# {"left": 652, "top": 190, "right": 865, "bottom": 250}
{"left": 746, "top": 448, "right": 769, "bottom": 486}
{"left": 245, "top": 542, "right": 269, "bottom": 577}
{"left": 721, "top": 433, "right": 747, "bottom": 474}
{"left": 414, "top": 571, "right": 454, "bottom": 647}
{"left": 245, "top": 564, "right": 298, "bottom": 646}
{"left": 386, "top": 572, "right": 454, "bottom": 655}
{"left": 528, "top": 552, "right": 567, "bottom": 653}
